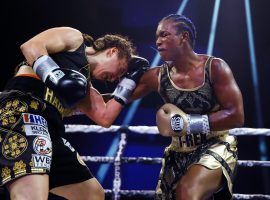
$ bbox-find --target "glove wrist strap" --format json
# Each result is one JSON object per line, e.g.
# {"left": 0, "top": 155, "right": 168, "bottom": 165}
{"left": 187, "top": 114, "right": 210, "bottom": 135}
{"left": 112, "top": 78, "right": 136, "bottom": 105}
{"left": 33, "top": 55, "right": 60, "bottom": 82}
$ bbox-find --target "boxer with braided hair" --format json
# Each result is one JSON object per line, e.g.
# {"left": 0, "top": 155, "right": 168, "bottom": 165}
{"left": 130, "top": 14, "right": 244, "bottom": 199}
{"left": 0, "top": 27, "right": 149, "bottom": 200}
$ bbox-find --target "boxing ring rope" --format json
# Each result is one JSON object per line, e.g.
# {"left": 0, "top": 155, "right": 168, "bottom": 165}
{"left": 65, "top": 125, "right": 270, "bottom": 136}
{"left": 65, "top": 125, "right": 270, "bottom": 199}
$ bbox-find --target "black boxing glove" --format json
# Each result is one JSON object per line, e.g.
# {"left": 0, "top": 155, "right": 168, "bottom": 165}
{"left": 112, "top": 55, "right": 150, "bottom": 105}
{"left": 33, "top": 55, "right": 88, "bottom": 108}
{"left": 126, "top": 55, "right": 150, "bottom": 84}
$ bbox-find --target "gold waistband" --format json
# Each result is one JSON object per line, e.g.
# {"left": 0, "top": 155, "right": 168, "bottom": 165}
{"left": 167, "top": 130, "right": 229, "bottom": 153}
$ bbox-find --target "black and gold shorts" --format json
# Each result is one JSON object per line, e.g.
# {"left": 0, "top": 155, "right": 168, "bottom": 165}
{"left": 0, "top": 90, "right": 93, "bottom": 189}
{"left": 155, "top": 135, "right": 238, "bottom": 200}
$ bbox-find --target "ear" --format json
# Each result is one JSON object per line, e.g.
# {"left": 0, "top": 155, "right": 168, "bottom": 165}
{"left": 181, "top": 31, "right": 189, "bottom": 41}
{"left": 107, "top": 47, "right": 118, "bottom": 57}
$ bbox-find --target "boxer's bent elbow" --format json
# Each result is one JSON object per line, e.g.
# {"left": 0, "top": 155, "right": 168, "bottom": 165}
{"left": 97, "top": 115, "right": 114, "bottom": 128}
{"left": 228, "top": 108, "right": 245, "bottom": 128}
{"left": 234, "top": 112, "right": 244, "bottom": 127}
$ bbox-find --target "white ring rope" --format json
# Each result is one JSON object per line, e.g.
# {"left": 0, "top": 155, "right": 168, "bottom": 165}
{"left": 65, "top": 125, "right": 270, "bottom": 136}
{"left": 104, "top": 189, "right": 270, "bottom": 199}
{"left": 67, "top": 125, "right": 270, "bottom": 199}
{"left": 80, "top": 156, "right": 270, "bottom": 167}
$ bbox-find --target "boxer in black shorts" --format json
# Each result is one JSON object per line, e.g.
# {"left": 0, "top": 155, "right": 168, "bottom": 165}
{"left": 0, "top": 27, "right": 149, "bottom": 200}
{"left": 0, "top": 83, "right": 92, "bottom": 189}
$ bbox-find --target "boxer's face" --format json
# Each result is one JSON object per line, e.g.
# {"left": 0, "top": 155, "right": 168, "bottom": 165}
{"left": 156, "top": 20, "right": 182, "bottom": 61}
{"left": 92, "top": 48, "right": 128, "bottom": 82}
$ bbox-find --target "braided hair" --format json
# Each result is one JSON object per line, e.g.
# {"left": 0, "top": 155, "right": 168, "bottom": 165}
{"left": 160, "top": 14, "right": 197, "bottom": 48}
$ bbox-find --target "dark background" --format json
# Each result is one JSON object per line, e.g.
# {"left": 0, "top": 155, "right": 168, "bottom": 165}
{"left": 1, "top": 0, "right": 270, "bottom": 199}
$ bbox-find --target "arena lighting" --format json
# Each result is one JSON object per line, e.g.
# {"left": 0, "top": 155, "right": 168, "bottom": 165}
{"left": 97, "top": 0, "right": 190, "bottom": 183}
{"left": 207, "top": 0, "right": 221, "bottom": 55}
{"left": 244, "top": 0, "right": 269, "bottom": 192}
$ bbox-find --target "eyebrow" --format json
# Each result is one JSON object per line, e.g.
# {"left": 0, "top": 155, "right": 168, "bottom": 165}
{"left": 156, "top": 30, "right": 170, "bottom": 37}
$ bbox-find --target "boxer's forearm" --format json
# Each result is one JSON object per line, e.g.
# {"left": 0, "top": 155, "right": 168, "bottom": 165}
{"left": 208, "top": 108, "right": 244, "bottom": 131}
{"left": 86, "top": 99, "right": 123, "bottom": 128}
{"left": 77, "top": 87, "right": 123, "bottom": 128}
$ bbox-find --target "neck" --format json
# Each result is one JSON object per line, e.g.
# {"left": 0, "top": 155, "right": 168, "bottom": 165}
{"left": 172, "top": 45, "right": 201, "bottom": 73}
{"left": 85, "top": 46, "right": 97, "bottom": 76}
